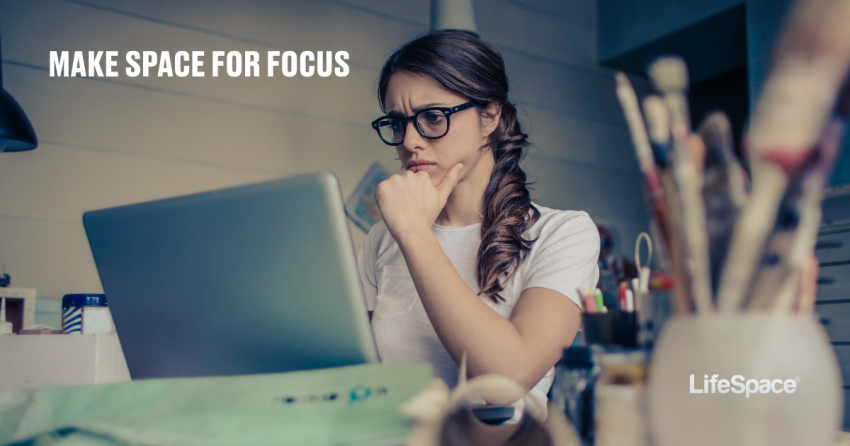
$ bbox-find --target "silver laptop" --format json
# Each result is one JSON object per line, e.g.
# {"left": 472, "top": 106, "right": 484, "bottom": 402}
{"left": 83, "top": 171, "right": 378, "bottom": 379}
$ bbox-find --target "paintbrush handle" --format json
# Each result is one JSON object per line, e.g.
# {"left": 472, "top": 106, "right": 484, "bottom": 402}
{"left": 615, "top": 74, "right": 692, "bottom": 314}
{"left": 667, "top": 127, "right": 714, "bottom": 314}
{"left": 615, "top": 77, "right": 673, "bottom": 251}
{"left": 658, "top": 170, "right": 694, "bottom": 314}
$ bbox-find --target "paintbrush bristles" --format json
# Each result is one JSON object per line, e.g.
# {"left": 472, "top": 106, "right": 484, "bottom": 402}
{"left": 649, "top": 57, "right": 689, "bottom": 93}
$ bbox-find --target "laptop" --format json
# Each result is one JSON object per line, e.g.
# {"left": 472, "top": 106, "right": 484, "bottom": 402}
{"left": 83, "top": 171, "right": 379, "bottom": 380}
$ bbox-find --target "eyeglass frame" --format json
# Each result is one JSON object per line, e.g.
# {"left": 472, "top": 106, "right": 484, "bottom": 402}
{"left": 371, "top": 99, "right": 488, "bottom": 146}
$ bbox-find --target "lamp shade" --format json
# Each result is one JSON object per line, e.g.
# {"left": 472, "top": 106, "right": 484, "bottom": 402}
{"left": 0, "top": 35, "right": 37, "bottom": 153}
{"left": 0, "top": 88, "right": 37, "bottom": 152}
{"left": 430, "top": 0, "right": 478, "bottom": 36}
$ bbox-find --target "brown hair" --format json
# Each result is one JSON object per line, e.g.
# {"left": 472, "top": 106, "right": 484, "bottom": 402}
{"left": 377, "top": 30, "right": 540, "bottom": 303}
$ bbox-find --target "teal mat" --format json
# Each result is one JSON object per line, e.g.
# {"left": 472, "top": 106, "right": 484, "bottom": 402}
{"left": 0, "top": 364, "right": 431, "bottom": 446}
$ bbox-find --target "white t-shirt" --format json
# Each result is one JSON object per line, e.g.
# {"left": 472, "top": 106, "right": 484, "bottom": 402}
{"left": 356, "top": 204, "right": 600, "bottom": 413}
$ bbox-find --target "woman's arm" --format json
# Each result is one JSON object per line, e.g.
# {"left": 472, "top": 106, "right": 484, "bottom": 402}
{"left": 374, "top": 165, "right": 591, "bottom": 395}
{"left": 394, "top": 227, "right": 582, "bottom": 393}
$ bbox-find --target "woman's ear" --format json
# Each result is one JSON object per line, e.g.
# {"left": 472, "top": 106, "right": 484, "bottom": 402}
{"left": 480, "top": 102, "right": 502, "bottom": 138}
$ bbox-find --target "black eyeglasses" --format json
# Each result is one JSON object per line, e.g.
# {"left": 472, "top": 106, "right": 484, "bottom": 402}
{"left": 371, "top": 99, "right": 487, "bottom": 146}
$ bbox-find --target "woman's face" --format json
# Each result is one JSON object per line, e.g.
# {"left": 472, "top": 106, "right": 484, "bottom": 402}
{"left": 383, "top": 72, "right": 499, "bottom": 187}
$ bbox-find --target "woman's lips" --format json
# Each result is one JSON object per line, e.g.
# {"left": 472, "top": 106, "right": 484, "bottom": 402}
{"left": 407, "top": 162, "right": 436, "bottom": 173}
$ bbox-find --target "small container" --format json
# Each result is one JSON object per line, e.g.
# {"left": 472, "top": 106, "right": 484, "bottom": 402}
{"left": 62, "top": 294, "right": 116, "bottom": 334}
{"left": 549, "top": 346, "right": 600, "bottom": 445}
{"left": 594, "top": 351, "right": 651, "bottom": 446}
{"left": 582, "top": 311, "right": 638, "bottom": 347}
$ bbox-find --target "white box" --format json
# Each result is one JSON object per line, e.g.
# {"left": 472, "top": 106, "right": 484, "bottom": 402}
{"left": 0, "top": 333, "right": 131, "bottom": 394}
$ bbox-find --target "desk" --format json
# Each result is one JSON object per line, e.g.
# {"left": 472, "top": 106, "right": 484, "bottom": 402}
{"left": 0, "top": 333, "right": 130, "bottom": 393}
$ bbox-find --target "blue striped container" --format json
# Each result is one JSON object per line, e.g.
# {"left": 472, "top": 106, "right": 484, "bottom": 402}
{"left": 62, "top": 294, "right": 108, "bottom": 334}
{"left": 62, "top": 305, "right": 83, "bottom": 333}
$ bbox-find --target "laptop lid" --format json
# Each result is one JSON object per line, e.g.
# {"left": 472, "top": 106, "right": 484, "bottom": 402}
{"left": 83, "top": 171, "right": 378, "bottom": 379}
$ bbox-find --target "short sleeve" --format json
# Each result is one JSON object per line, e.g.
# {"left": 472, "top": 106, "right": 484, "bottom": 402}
{"left": 357, "top": 225, "right": 381, "bottom": 311}
{"left": 521, "top": 211, "right": 600, "bottom": 307}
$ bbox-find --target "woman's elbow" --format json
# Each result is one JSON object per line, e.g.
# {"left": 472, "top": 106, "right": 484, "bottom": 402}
{"left": 468, "top": 363, "right": 550, "bottom": 401}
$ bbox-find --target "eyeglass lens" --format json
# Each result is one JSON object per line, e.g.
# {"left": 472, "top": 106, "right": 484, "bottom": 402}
{"left": 377, "top": 110, "right": 448, "bottom": 144}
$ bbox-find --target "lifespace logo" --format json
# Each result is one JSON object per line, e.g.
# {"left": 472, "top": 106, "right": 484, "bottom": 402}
{"left": 690, "top": 374, "right": 800, "bottom": 398}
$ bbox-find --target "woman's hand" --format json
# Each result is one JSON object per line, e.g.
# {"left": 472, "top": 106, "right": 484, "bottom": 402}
{"left": 374, "top": 163, "right": 463, "bottom": 241}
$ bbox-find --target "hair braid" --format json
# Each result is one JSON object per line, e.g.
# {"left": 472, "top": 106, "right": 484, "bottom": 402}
{"left": 477, "top": 103, "right": 539, "bottom": 302}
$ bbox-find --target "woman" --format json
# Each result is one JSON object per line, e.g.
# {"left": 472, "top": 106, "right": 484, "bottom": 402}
{"left": 358, "top": 30, "right": 600, "bottom": 414}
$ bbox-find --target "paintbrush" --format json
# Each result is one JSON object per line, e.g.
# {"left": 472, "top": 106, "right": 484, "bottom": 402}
{"left": 614, "top": 74, "right": 672, "bottom": 254}
{"left": 750, "top": 72, "right": 849, "bottom": 312}
{"left": 648, "top": 57, "right": 714, "bottom": 314}
{"left": 644, "top": 96, "right": 672, "bottom": 170}
{"left": 697, "top": 112, "right": 750, "bottom": 298}
{"left": 643, "top": 95, "right": 693, "bottom": 314}
{"left": 750, "top": 82, "right": 848, "bottom": 312}
{"left": 747, "top": 118, "right": 844, "bottom": 311}
{"left": 716, "top": 0, "right": 850, "bottom": 312}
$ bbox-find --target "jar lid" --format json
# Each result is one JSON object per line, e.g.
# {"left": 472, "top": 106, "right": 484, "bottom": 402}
{"left": 62, "top": 294, "right": 108, "bottom": 308}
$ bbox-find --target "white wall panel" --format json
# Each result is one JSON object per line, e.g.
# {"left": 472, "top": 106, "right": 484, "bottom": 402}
{"left": 0, "top": 217, "right": 104, "bottom": 297}
{"left": 53, "top": 0, "right": 427, "bottom": 70}
{"left": 502, "top": 49, "right": 626, "bottom": 125}
{"left": 2, "top": 65, "right": 396, "bottom": 182}
{"left": 522, "top": 106, "right": 638, "bottom": 172}
{"left": 475, "top": 0, "right": 600, "bottom": 72}
{"left": 0, "top": 0, "right": 386, "bottom": 125}
{"left": 524, "top": 153, "right": 647, "bottom": 222}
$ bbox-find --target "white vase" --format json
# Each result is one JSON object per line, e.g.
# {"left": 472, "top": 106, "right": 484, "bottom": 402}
{"left": 648, "top": 314, "right": 842, "bottom": 446}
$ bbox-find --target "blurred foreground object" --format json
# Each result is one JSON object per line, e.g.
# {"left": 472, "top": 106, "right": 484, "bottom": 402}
{"left": 401, "top": 353, "right": 567, "bottom": 446}
{"left": 0, "top": 364, "right": 431, "bottom": 446}
{"left": 550, "top": 347, "right": 651, "bottom": 446}
{"left": 649, "top": 315, "right": 841, "bottom": 446}
{"left": 615, "top": 0, "right": 849, "bottom": 315}
{"left": 717, "top": 0, "right": 850, "bottom": 312}
{"left": 594, "top": 355, "right": 651, "bottom": 446}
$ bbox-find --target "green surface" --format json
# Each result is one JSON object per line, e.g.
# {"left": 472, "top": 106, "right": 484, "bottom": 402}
{"left": 0, "top": 363, "right": 432, "bottom": 446}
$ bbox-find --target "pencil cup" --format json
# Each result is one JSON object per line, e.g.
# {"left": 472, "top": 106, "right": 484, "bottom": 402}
{"left": 648, "top": 314, "right": 842, "bottom": 446}
{"left": 581, "top": 312, "right": 637, "bottom": 347}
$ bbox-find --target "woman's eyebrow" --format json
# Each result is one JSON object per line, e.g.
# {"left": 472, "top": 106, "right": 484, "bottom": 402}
{"left": 412, "top": 102, "right": 445, "bottom": 112}
{"left": 386, "top": 102, "right": 446, "bottom": 116}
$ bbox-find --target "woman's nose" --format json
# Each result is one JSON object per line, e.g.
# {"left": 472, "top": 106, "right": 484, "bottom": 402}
{"left": 401, "top": 120, "right": 425, "bottom": 152}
